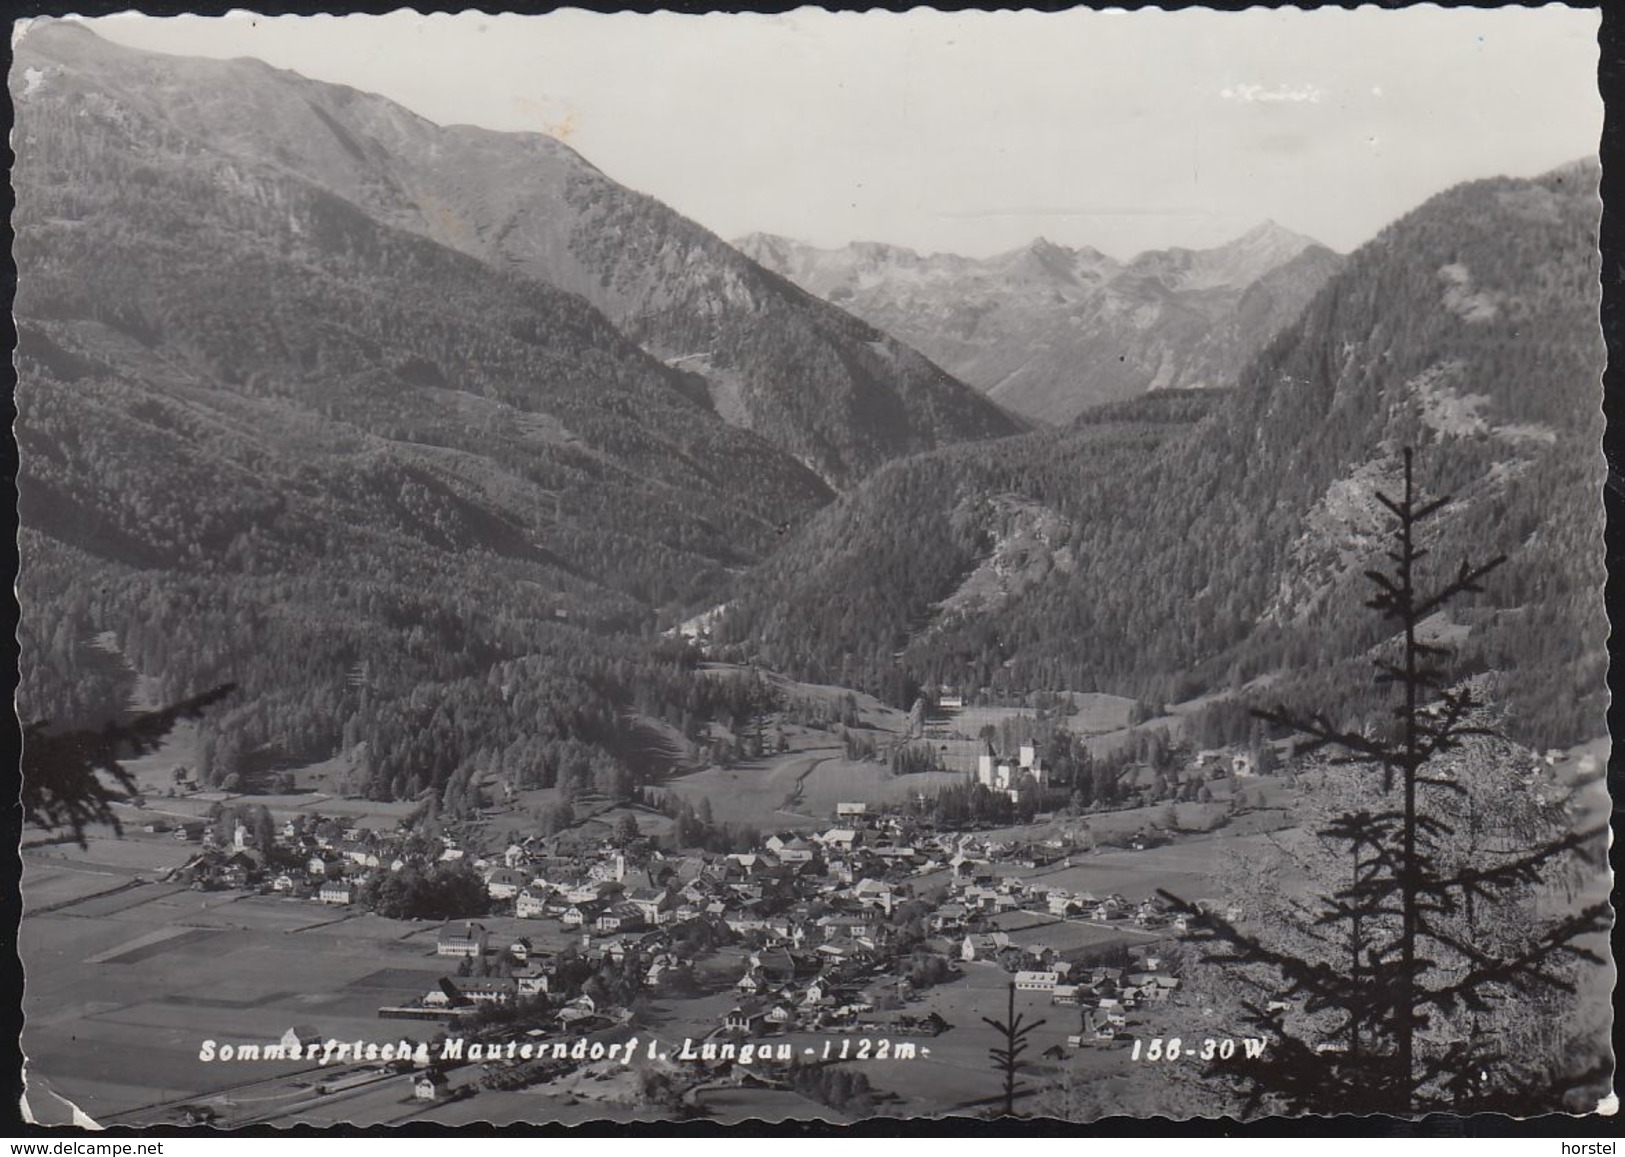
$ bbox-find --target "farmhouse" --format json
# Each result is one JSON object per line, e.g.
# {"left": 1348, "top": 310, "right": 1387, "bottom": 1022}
{"left": 723, "top": 1006, "right": 767, "bottom": 1035}
{"left": 816, "top": 912, "right": 876, "bottom": 941}
{"left": 456, "top": 977, "right": 517, "bottom": 1006}
{"left": 318, "top": 881, "right": 353, "bottom": 905}
{"left": 564, "top": 881, "right": 614, "bottom": 905}
{"left": 1014, "top": 970, "right": 1059, "bottom": 992}
{"left": 516, "top": 972, "right": 550, "bottom": 998}
{"left": 484, "top": 867, "right": 528, "bottom": 900}
{"left": 772, "top": 837, "right": 816, "bottom": 864}
{"left": 851, "top": 878, "right": 895, "bottom": 913}
{"left": 764, "top": 1003, "right": 798, "bottom": 1029}
{"left": 437, "top": 922, "right": 489, "bottom": 958}
{"left": 413, "top": 1072, "right": 450, "bottom": 1101}
{"left": 1140, "top": 975, "right": 1181, "bottom": 1001}
{"left": 624, "top": 887, "right": 676, "bottom": 924}
{"left": 562, "top": 904, "right": 602, "bottom": 927}
{"left": 950, "top": 852, "right": 989, "bottom": 879}
{"left": 820, "top": 828, "right": 860, "bottom": 851}
{"left": 595, "top": 903, "right": 646, "bottom": 933}
{"left": 339, "top": 841, "right": 380, "bottom": 868}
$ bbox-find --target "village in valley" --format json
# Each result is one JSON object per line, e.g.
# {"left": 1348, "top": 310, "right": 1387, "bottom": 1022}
{"left": 23, "top": 656, "right": 1607, "bottom": 1126}
{"left": 19, "top": 671, "right": 1329, "bottom": 1125}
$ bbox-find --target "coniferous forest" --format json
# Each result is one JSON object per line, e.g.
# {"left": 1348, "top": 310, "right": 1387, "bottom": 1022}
{"left": 10, "top": 18, "right": 1610, "bottom": 1130}
{"left": 717, "top": 167, "right": 1606, "bottom": 754}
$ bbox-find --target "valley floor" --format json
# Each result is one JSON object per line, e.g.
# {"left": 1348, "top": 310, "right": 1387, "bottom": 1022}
{"left": 19, "top": 658, "right": 1611, "bottom": 1127}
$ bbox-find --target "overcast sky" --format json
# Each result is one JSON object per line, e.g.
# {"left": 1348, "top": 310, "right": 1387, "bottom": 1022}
{"left": 77, "top": 7, "right": 1600, "bottom": 260}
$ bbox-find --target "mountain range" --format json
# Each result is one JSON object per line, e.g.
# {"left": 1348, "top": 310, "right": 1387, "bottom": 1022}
{"left": 717, "top": 160, "right": 1605, "bottom": 751}
{"left": 736, "top": 224, "right": 1345, "bottom": 424}
{"left": 14, "top": 21, "right": 1016, "bottom": 488}
{"left": 10, "top": 19, "right": 1604, "bottom": 785}
{"left": 11, "top": 20, "right": 997, "bottom": 769}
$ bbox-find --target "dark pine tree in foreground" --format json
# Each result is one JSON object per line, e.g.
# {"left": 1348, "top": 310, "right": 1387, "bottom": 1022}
{"left": 984, "top": 979, "right": 1045, "bottom": 1117}
{"left": 1160, "top": 449, "right": 1610, "bottom": 1116}
{"left": 22, "top": 684, "right": 236, "bottom": 847}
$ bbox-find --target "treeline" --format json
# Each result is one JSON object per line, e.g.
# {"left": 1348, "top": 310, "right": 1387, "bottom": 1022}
{"left": 629, "top": 655, "right": 785, "bottom": 746}
{"left": 787, "top": 1064, "right": 879, "bottom": 1116}
{"left": 355, "top": 860, "right": 490, "bottom": 921}
{"left": 18, "top": 516, "right": 823, "bottom": 818}
{"left": 12, "top": 81, "right": 855, "bottom": 818}
{"left": 647, "top": 792, "right": 762, "bottom": 854}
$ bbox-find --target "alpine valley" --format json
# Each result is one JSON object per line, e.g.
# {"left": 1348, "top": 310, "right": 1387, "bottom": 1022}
{"left": 718, "top": 161, "right": 1606, "bottom": 752}
{"left": 13, "top": 21, "right": 1603, "bottom": 799}
{"left": 11, "top": 18, "right": 1610, "bottom": 1130}
{"left": 13, "top": 22, "right": 1011, "bottom": 780}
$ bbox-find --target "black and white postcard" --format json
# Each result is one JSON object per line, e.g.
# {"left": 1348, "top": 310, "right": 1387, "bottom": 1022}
{"left": 11, "top": 6, "right": 1613, "bottom": 1127}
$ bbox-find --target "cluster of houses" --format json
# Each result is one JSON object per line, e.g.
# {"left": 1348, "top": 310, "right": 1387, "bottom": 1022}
{"left": 169, "top": 800, "right": 1197, "bottom": 945}
{"left": 159, "top": 792, "right": 1201, "bottom": 1055}
{"left": 1193, "top": 749, "right": 1258, "bottom": 778}
{"left": 940, "top": 850, "right": 1185, "bottom": 931}
{"left": 484, "top": 811, "right": 935, "bottom": 937}
{"left": 1015, "top": 954, "right": 1180, "bottom": 1022}
{"left": 167, "top": 814, "right": 467, "bottom": 898}
{"left": 378, "top": 918, "right": 657, "bottom": 1033}
{"left": 720, "top": 942, "right": 936, "bottom": 1038}
{"left": 439, "top": 812, "right": 1192, "bottom": 1040}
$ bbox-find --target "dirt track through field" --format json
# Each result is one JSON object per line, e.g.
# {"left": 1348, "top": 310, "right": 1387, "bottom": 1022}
{"left": 777, "top": 752, "right": 838, "bottom": 815}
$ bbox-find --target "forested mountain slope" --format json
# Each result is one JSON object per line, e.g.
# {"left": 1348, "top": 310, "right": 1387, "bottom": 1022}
{"left": 16, "top": 22, "right": 1017, "bottom": 486}
{"left": 718, "top": 163, "right": 1606, "bottom": 750}
{"left": 737, "top": 225, "right": 1344, "bottom": 424}
{"left": 11, "top": 26, "right": 835, "bottom": 804}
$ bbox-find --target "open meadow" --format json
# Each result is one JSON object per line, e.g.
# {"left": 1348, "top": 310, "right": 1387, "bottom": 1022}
{"left": 20, "top": 866, "right": 460, "bottom": 1124}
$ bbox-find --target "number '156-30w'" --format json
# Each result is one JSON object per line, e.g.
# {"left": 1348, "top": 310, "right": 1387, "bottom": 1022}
{"left": 1130, "top": 1037, "right": 1268, "bottom": 1062}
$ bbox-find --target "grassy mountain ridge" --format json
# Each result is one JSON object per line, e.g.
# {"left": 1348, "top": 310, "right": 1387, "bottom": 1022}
{"left": 12, "top": 98, "right": 833, "bottom": 592}
{"left": 12, "top": 25, "right": 846, "bottom": 802}
{"left": 15, "top": 20, "right": 1017, "bottom": 487}
{"left": 717, "top": 164, "right": 1605, "bottom": 750}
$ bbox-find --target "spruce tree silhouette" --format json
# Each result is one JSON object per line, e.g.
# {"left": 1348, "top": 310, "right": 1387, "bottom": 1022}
{"left": 1160, "top": 449, "right": 1609, "bottom": 1115}
{"left": 983, "top": 978, "right": 1045, "bottom": 1117}
{"left": 22, "top": 684, "right": 236, "bottom": 847}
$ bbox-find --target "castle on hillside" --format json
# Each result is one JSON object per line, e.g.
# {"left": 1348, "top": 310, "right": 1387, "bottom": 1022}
{"left": 975, "top": 742, "right": 1048, "bottom": 800}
